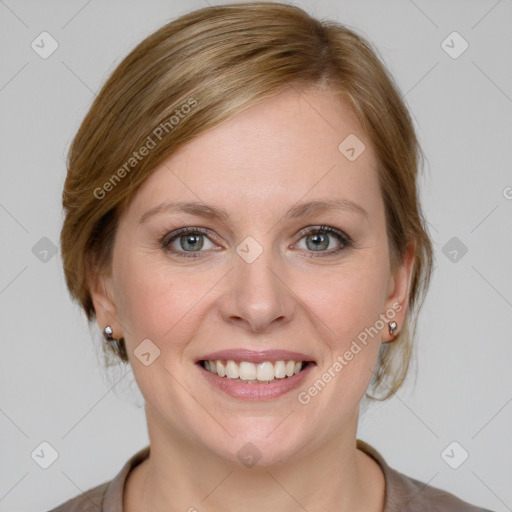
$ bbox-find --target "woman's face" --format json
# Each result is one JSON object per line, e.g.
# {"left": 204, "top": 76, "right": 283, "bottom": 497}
{"left": 91, "top": 86, "right": 413, "bottom": 465}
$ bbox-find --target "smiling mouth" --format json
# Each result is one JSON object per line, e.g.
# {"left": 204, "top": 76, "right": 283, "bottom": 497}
{"left": 200, "top": 359, "right": 312, "bottom": 383}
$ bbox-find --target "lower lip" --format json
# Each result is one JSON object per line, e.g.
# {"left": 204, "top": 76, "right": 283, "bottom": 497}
{"left": 198, "top": 363, "right": 315, "bottom": 400}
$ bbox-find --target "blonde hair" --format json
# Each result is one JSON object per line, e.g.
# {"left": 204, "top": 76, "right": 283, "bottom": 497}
{"left": 60, "top": 1, "right": 433, "bottom": 399}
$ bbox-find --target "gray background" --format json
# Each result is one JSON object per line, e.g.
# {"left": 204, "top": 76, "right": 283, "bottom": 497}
{"left": 1, "top": 0, "right": 511, "bottom": 511}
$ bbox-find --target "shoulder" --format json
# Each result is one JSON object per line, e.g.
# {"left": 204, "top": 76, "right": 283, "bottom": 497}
{"left": 46, "top": 481, "right": 110, "bottom": 512}
{"left": 387, "top": 468, "right": 495, "bottom": 512}
{"left": 356, "top": 440, "right": 495, "bottom": 512}
{"left": 46, "top": 445, "right": 151, "bottom": 512}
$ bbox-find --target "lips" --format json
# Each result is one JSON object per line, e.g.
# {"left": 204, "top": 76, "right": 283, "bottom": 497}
{"left": 197, "top": 360, "right": 316, "bottom": 401}
{"left": 195, "top": 349, "right": 316, "bottom": 394}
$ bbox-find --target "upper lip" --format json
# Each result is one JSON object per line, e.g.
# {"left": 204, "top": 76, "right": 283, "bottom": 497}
{"left": 197, "top": 349, "right": 316, "bottom": 364}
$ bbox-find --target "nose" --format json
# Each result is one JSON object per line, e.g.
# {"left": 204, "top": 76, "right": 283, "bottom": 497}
{"left": 219, "top": 245, "right": 296, "bottom": 333}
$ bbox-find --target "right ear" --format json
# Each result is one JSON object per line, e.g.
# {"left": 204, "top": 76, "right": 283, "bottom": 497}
{"left": 86, "top": 257, "right": 123, "bottom": 339}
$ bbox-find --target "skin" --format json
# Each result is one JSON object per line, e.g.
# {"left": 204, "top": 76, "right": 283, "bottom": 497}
{"left": 89, "top": 85, "right": 415, "bottom": 512}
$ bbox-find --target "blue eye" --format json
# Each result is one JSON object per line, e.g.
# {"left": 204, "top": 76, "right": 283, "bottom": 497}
{"left": 161, "top": 225, "right": 352, "bottom": 258}
{"left": 161, "top": 227, "right": 216, "bottom": 257}
{"left": 293, "top": 225, "right": 352, "bottom": 256}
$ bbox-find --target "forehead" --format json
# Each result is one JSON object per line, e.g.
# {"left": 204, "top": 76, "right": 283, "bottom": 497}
{"left": 124, "top": 86, "right": 382, "bottom": 223}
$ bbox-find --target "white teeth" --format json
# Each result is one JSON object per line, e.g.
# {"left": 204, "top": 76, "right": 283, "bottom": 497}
{"left": 256, "top": 362, "right": 275, "bottom": 381}
{"left": 274, "top": 360, "right": 286, "bottom": 379}
{"left": 216, "top": 361, "right": 226, "bottom": 377}
{"left": 202, "top": 359, "right": 307, "bottom": 381}
{"left": 225, "top": 360, "right": 239, "bottom": 379}
{"left": 239, "top": 361, "right": 257, "bottom": 380}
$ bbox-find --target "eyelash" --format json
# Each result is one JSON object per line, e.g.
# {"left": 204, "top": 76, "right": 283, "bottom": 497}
{"left": 160, "top": 225, "right": 352, "bottom": 259}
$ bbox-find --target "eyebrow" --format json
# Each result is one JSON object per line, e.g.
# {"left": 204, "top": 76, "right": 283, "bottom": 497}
{"left": 138, "top": 198, "right": 368, "bottom": 224}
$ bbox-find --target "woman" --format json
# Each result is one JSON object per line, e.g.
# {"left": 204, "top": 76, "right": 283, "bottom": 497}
{"left": 50, "top": 2, "right": 493, "bottom": 511}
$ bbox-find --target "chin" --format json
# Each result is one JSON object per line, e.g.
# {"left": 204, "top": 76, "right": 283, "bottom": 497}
{"left": 200, "top": 422, "right": 312, "bottom": 468}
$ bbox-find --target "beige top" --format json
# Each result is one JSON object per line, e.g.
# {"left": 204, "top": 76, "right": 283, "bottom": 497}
{"left": 47, "top": 440, "right": 493, "bottom": 512}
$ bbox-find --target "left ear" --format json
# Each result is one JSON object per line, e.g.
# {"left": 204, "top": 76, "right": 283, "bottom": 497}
{"left": 382, "top": 239, "right": 416, "bottom": 342}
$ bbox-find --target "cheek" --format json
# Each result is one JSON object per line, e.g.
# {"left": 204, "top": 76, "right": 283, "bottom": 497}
{"left": 112, "top": 249, "right": 217, "bottom": 350}
{"left": 300, "top": 258, "right": 390, "bottom": 350}
{"left": 296, "top": 262, "right": 389, "bottom": 408}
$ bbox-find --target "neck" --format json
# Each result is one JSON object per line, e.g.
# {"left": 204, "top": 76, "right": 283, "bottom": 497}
{"left": 125, "top": 407, "right": 385, "bottom": 512}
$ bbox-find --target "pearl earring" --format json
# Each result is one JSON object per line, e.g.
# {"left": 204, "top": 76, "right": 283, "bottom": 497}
{"left": 102, "top": 325, "right": 124, "bottom": 357}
